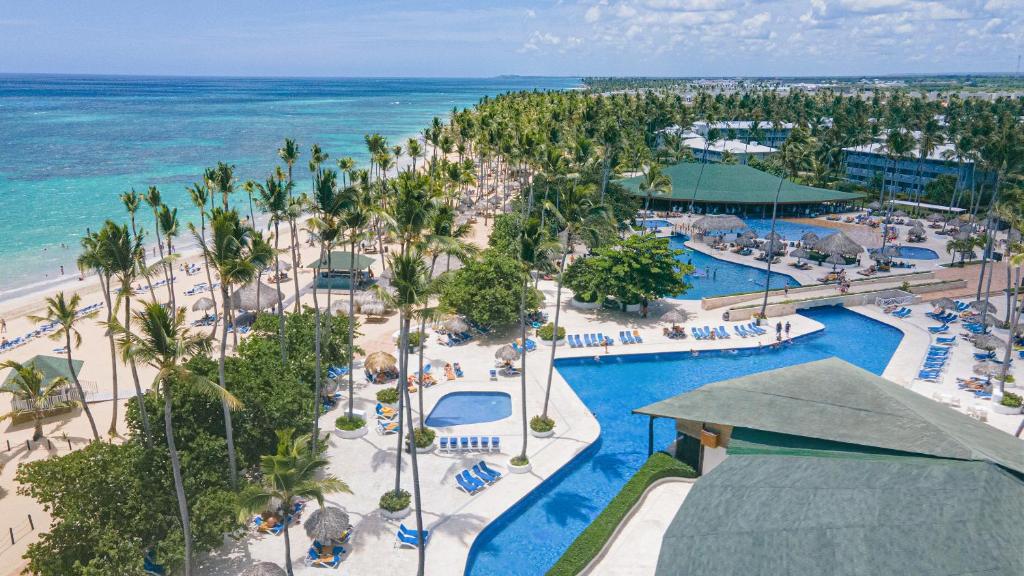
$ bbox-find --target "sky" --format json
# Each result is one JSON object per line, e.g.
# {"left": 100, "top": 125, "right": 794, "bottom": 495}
{"left": 1, "top": 0, "right": 1021, "bottom": 77}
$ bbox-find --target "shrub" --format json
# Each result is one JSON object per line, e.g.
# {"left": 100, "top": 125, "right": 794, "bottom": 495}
{"left": 376, "top": 387, "right": 399, "bottom": 404}
{"left": 1000, "top": 392, "right": 1022, "bottom": 408}
{"left": 405, "top": 331, "right": 423, "bottom": 349}
{"left": 510, "top": 455, "right": 529, "bottom": 466}
{"left": 334, "top": 415, "right": 365, "bottom": 431}
{"left": 379, "top": 489, "right": 411, "bottom": 512}
{"left": 548, "top": 453, "right": 696, "bottom": 576}
{"left": 537, "top": 322, "right": 566, "bottom": 341}
{"left": 413, "top": 427, "right": 435, "bottom": 448}
{"left": 530, "top": 415, "right": 555, "bottom": 433}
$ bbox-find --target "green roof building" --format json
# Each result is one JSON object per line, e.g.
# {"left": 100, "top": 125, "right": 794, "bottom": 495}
{"left": 305, "top": 250, "right": 376, "bottom": 290}
{"left": 633, "top": 358, "right": 1024, "bottom": 576}
{"left": 619, "top": 163, "right": 863, "bottom": 217}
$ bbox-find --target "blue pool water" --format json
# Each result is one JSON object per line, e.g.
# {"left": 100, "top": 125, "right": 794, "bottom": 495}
{"left": 425, "top": 392, "right": 512, "bottom": 427}
{"left": 635, "top": 219, "right": 672, "bottom": 229}
{"left": 464, "top": 306, "right": 903, "bottom": 576}
{"left": 744, "top": 218, "right": 836, "bottom": 240}
{"left": 870, "top": 246, "right": 939, "bottom": 260}
{"left": 671, "top": 235, "right": 800, "bottom": 300}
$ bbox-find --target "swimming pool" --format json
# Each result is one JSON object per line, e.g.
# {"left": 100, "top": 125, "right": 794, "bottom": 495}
{"left": 635, "top": 219, "right": 672, "bottom": 229}
{"left": 671, "top": 235, "right": 800, "bottom": 300}
{"left": 424, "top": 391, "right": 512, "bottom": 427}
{"left": 743, "top": 218, "right": 836, "bottom": 240}
{"left": 869, "top": 246, "right": 939, "bottom": 260}
{"left": 463, "top": 306, "right": 903, "bottom": 576}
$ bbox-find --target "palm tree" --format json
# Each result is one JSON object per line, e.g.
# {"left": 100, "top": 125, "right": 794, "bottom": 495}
{"left": 0, "top": 361, "right": 70, "bottom": 441}
{"left": 255, "top": 176, "right": 291, "bottom": 363}
{"left": 241, "top": 179, "right": 257, "bottom": 226}
{"left": 406, "top": 138, "right": 423, "bottom": 173}
{"left": 338, "top": 185, "right": 372, "bottom": 419}
{"left": 210, "top": 162, "right": 236, "bottom": 210}
{"left": 157, "top": 204, "right": 179, "bottom": 308}
{"left": 144, "top": 187, "right": 166, "bottom": 301}
{"left": 193, "top": 208, "right": 258, "bottom": 489}
{"left": 123, "top": 302, "right": 235, "bottom": 576}
{"left": 121, "top": 189, "right": 156, "bottom": 300}
{"left": 238, "top": 429, "right": 351, "bottom": 576}
{"left": 278, "top": 139, "right": 304, "bottom": 311}
{"left": 638, "top": 164, "right": 672, "bottom": 228}
{"left": 27, "top": 292, "right": 100, "bottom": 440}
{"left": 188, "top": 182, "right": 220, "bottom": 335}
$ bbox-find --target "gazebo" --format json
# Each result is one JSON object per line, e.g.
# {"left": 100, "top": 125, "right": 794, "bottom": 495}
{"left": 2, "top": 355, "right": 85, "bottom": 418}
{"left": 307, "top": 251, "right": 377, "bottom": 290}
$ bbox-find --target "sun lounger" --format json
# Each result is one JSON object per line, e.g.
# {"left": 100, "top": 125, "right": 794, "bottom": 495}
{"left": 716, "top": 326, "right": 729, "bottom": 338}
{"left": 936, "top": 336, "right": 956, "bottom": 343}
{"left": 470, "top": 437, "right": 480, "bottom": 450}
{"left": 472, "top": 463, "right": 499, "bottom": 484}
{"left": 632, "top": 330, "right": 643, "bottom": 343}
{"left": 690, "top": 327, "right": 701, "bottom": 340}
{"left": 480, "top": 437, "right": 490, "bottom": 450}
{"left": 439, "top": 437, "right": 449, "bottom": 451}
{"left": 479, "top": 461, "right": 503, "bottom": 480}
{"left": 377, "top": 420, "right": 400, "bottom": 435}
{"left": 489, "top": 369, "right": 497, "bottom": 380}
{"left": 397, "top": 524, "right": 430, "bottom": 548}
{"left": 455, "top": 471, "right": 484, "bottom": 494}
{"left": 573, "top": 334, "right": 582, "bottom": 347}
{"left": 928, "top": 325, "right": 949, "bottom": 334}
{"left": 491, "top": 436, "right": 500, "bottom": 451}
{"left": 460, "top": 437, "right": 470, "bottom": 451}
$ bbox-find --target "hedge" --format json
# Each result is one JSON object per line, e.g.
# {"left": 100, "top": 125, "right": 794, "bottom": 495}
{"left": 547, "top": 452, "right": 696, "bottom": 576}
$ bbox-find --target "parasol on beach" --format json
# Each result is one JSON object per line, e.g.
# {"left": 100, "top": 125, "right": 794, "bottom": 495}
{"left": 364, "top": 351, "right": 397, "bottom": 373}
{"left": 970, "top": 300, "right": 996, "bottom": 313}
{"left": 361, "top": 301, "right": 386, "bottom": 315}
{"left": 927, "top": 213, "right": 945, "bottom": 223}
{"left": 825, "top": 252, "right": 847, "bottom": 269}
{"left": 790, "top": 247, "right": 810, "bottom": 261}
{"left": 660, "top": 310, "right": 689, "bottom": 323}
{"left": 892, "top": 210, "right": 908, "bottom": 218}
{"left": 929, "top": 297, "right": 957, "bottom": 310}
{"left": 444, "top": 317, "right": 469, "bottom": 333}
{"left": 495, "top": 344, "right": 520, "bottom": 362}
{"left": 800, "top": 232, "right": 819, "bottom": 245}
{"left": 192, "top": 297, "right": 215, "bottom": 312}
{"left": 692, "top": 214, "right": 748, "bottom": 233}
{"left": 973, "top": 362, "right": 1003, "bottom": 376}
{"left": 330, "top": 300, "right": 354, "bottom": 315}
{"left": 303, "top": 506, "right": 351, "bottom": 544}
{"left": 240, "top": 563, "right": 287, "bottom": 576}
{"left": 740, "top": 229, "right": 757, "bottom": 239}
{"left": 230, "top": 280, "right": 278, "bottom": 310}
{"left": 972, "top": 334, "right": 1005, "bottom": 351}
{"left": 354, "top": 291, "right": 378, "bottom": 305}
{"left": 813, "top": 231, "right": 862, "bottom": 257}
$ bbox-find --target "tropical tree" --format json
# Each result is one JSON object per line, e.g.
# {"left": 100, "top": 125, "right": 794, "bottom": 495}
{"left": 209, "top": 162, "right": 236, "bottom": 210}
{"left": 188, "top": 182, "right": 219, "bottom": 334}
{"left": 0, "top": 361, "right": 71, "bottom": 441}
{"left": 255, "top": 175, "right": 291, "bottom": 362}
{"left": 277, "top": 139, "right": 304, "bottom": 310}
{"left": 121, "top": 189, "right": 156, "bottom": 300}
{"left": 157, "top": 204, "right": 179, "bottom": 308}
{"left": 238, "top": 429, "right": 351, "bottom": 576}
{"left": 638, "top": 164, "right": 671, "bottom": 227}
{"left": 144, "top": 186, "right": 166, "bottom": 301}
{"left": 338, "top": 185, "right": 372, "bottom": 419}
{"left": 27, "top": 292, "right": 100, "bottom": 440}
{"left": 121, "top": 302, "right": 235, "bottom": 576}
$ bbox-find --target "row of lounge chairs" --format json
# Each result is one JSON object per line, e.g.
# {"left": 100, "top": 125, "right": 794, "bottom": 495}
{"left": 183, "top": 281, "right": 218, "bottom": 296}
{"left": 567, "top": 333, "right": 613, "bottom": 348}
{"left": 454, "top": 461, "right": 503, "bottom": 494}
{"left": 1, "top": 302, "right": 105, "bottom": 353}
{"left": 305, "top": 540, "right": 345, "bottom": 568}
{"left": 441, "top": 331, "right": 474, "bottom": 346}
{"left": 252, "top": 501, "right": 305, "bottom": 536}
{"left": 888, "top": 307, "right": 912, "bottom": 318}
{"left": 619, "top": 330, "right": 643, "bottom": 344}
{"left": 927, "top": 310, "right": 958, "bottom": 323}
{"left": 918, "top": 341, "right": 954, "bottom": 381}
{"left": 438, "top": 436, "right": 501, "bottom": 452}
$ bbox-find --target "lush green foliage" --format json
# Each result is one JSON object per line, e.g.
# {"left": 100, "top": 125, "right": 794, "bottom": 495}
{"left": 378, "top": 489, "right": 411, "bottom": 512}
{"left": 564, "top": 234, "right": 691, "bottom": 306}
{"left": 376, "top": 387, "right": 399, "bottom": 404}
{"left": 413, "top": 426, "right": 436, "bottom": 448}
{"left": 439, "top": 249, "right": 541, "bottom": 327}
{"left": 547, "top": 452, "right": 696, "bottom": 576}
{"left": 1000, "top": 392, "right": 1022, "bottom": 408}
{"left": 536, "top": 322, "right": 566, "bottom": 341}
{"left": 530, "top": 415, "right": 555, "bottom": 433}
{"left": 334, "top": 415, "right": 366, "bottom": 431}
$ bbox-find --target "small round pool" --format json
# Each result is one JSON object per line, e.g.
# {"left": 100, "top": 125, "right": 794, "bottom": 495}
{"left": 424, "top": 391, "right": 512, "bottom": 427}
{"left": 870, "top": 246, "right": 939, "bottom": 260}
{"left": 635, "top": 219, "right": 671, "bottom": 229}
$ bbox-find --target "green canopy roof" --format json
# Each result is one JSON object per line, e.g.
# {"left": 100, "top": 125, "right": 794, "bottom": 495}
{"left": 3, "top": 355, "right": 83, "bottom": 386}
{"left": 634, "top": 357, "right": 1024, "bottom": 475}
{"left": 620, "top": 163, "right": 863, "bottom": 205}
{"left": 656, "top": 438, "right": 1024, "bottom": 576}
{"left": 306, "top": 251, "right": 376, "bottom": 271}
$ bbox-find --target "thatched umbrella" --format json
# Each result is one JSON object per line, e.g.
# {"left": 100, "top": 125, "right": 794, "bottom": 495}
{"left": 273, "top": 260, "right": 292, "bottom": 272}
{"left": 734, "top": 236, "right": 754, "bottom": 248}
{"left": 929, "top": 297, "right": 957, "bottom": 310}
{"left": 364, "top": 351, "right": 397, "bottom": 374}
{"left": 825, "top": 252, "right": 847, "bottom": 269}
{"left": 908, "top": 219, "right": 923, "bottom": 228}
{"left": 354, "top": 291, "right": 377, "bottom": 305}
{"left": 764, "top": 238, "right": 786, "bottom": 255}
{"left": 693, "top": 214, "right": 747, "bottom": 233}
{"left": 970, "top": 300, "right": 996, "bottom": 313}
{"left": 240, "top": 563, "right": 287, "bottom": 576}
{"left": 230, "top": 280, "right": 278, "bottom": 310}
{"left": 660, "top": 310, "right": 689, "bottom": 324}
{"left": 764, "top": 231, "right": 783, "bottom": 242}
{"left": 927, "top": 213, "right": 944, "bottom": 223}
{"left": 444, "top": 317, "right": 469, "bottom": 333}
{"left": 800, "top": 232, "right": 819, "bottom": 245}
{"left": 495, "top": 344, "right": 520, "bottom": 362}
{"left": 973, "top": 362, "right": 1002, "bottom": 376}
{"left": 361, "top": 301, "right": 386, "bottom": 315}
{"left": 973, "top": 334, "right": 1006, "bottom": 351}
{"left": 192, "top": 297, "right": 215, "bottom": 312}
{"left": 813, "top": 231, "right": 862, "bottom": 257}
{"left": 790, "top": 247, "right": 810, "bottom": 262}
{"left": 304, "top": 506, "right": 351, "bottom": 544}
{"left": 867, "top": 201, "right": 881, "bottom": 210}
{"left": 740, "top": 229, "right": 757, "bottom": 239}
{"left": 330, "top": 300, "right": 353, "bottom": 315}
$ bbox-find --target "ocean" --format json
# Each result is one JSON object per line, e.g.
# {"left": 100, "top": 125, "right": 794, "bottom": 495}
{"left": 0, "top": 75, "right": 578, "bottom": 299}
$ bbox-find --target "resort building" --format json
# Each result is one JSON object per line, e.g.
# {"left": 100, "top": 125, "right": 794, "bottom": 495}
{"left": 634, "top": 358, "right": 1024, "bottom": 576}
{"left": 691, "top": 120, "right": 794, "bottom": 148}
{"left": 843, "top": 141, "right": 986, "bottom": 195}
{"left": 683, "top": 135, "right": 776, "bottom": 165}
{"left": 307, "top": 251, "right": 376, "bottom": 290}
{"left": 619, "top": 162, "right": 863, "bottom": 217}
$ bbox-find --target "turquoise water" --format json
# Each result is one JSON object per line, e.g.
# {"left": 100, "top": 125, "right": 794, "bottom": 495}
{"left": 671, "top": 235, "right": 800, "bottom": 299}
{"left": 425, "top": 391, "right": 512, "bottom": 427}
{"left": 0, "top": 75, "right": 578, "bottom": 296}
{"left": 463, "top": 306, "right": 903, "bottom": 576}
{"left": 635, "top": 219, "right": 672, "bottom": 229}
{"left": 743, "top": 218, "right": 836, "bottom": 240}
{"left": 870, "top": 246, "right": 939, "bottom": 260}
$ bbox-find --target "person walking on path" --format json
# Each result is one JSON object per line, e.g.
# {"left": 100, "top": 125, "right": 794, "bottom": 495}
{"left": 775, "top": 322, "right": 782, "bottom": 337}
{"left": 784, "top": 321, "right": 791, "bottom": 339}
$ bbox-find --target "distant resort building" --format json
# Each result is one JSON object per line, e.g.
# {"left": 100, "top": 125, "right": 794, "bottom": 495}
{"left": 843, "top": 141, "right": 986, "bottom": 195}
{"left": 692, "top": 120, "right": 794, "bottom": 148}
{"left": 619, "top": 163, "right": 862, "bottom": 217}
{"left": 682, "top": 135, "right": 775, "bottom": 165}
{"left": 634, "top": 358, "right": 1024, "bottom": 576}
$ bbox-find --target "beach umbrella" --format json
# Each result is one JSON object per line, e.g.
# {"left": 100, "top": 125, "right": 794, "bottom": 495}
{"left": 330, "top": 300, "right": 353, "bottom": 315}
{"left": 230, "top": 280, "right": 278, "bottom": 311}
{"left": 192, "top": 297, "right": 215, "bottom": 312}
{"left": 303, "top": 506, "right": 351, "bottom": 544}
{"left": 444, "top": 317, "right": 469, "bottom": 333}
{"left": 926, "top": 213, "right": 944, "bottom": 222}
{"left": 867, "top": 201, "right": 881, "bottom": 210}
{"left": 790, "top": 247, "right": 810, "bottom": 261}
{"left": 740, "top": 229, "right": 757, "bottom": 239}
{"left": 354, "top": 291, "right": 377, "bottom": 305}
{"left": 970, "top": 300, "right": 996, "bottom": 313}
{"left": 495, "top": 344, "right": 520, "bottom": 362}
{"left": 892, "top": 210, "right": 908, "bottom": 218}
{"left": 764, "top": 231, "right": 783, "bottom": 241}
{"left": 908, "top": 219, "right": 923, "bottom": 227}
{"left": 361, "top": 301, "right": 386, "bottom": 315}
{"left": 364, "top": 351, "right": 397, "bottom": 373}
{"left": 973, "top": 334, "right": 1005, "bottom": 351}
{"left": 825, "top": 253, "right": 846, "bottom": 270}
{"left": 734, "top": 236, "right": 754, "bottom": 248}
{"left": 929, "top": 297, "right": 957, "bottom": 309}
{"left": 692, "top": 214, "right": 748, "bottom": 233}
{"left": 660, "top": 310, "right": 689, "bottom": 323}
{"left": 240, "top": 563, "right": 287, "bottom": 576}
{"left": 764, "top": 238, "right": 786, "bottom": 255}
{"left": 800, "top": 232, "right": 819, "bottom": 245}
{"left": 813, "top": 231, "right": 862, "bottom": 257}
{"left": 273, "top": 260, "right": 292, "bottom": 272}
{"left": 973, "top": 362, "right": 1002, "bottom": 376}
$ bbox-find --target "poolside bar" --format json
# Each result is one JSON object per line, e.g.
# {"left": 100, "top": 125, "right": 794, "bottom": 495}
{"left": 306, "top": 251, "right": 376, "bottom": 290}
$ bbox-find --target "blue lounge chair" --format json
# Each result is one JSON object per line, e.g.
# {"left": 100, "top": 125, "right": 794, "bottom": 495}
{"left": 472, "top": 463, "right": 498, "bottom": 484}
{"left": 928, "top": 325, "right": 949, "bottom": 334}
{"left": 479, "top": 461, "right": 503, "bottom": 480}
{"left": 491, "top": 436, "right": 501, "bottom": 451}
{"left": 568, "top": 335, "right": 578, "bottom": 348}
{"left": 439, "top": 437, "right": 449, "bottom": 451}
{"left": 936, "top": 336, "right": 956, "bottom": 343}
{"left": 460, "top": 437, "right": 470, "bottom": 451}
{"left": 489, "top": 369, "right": 497, "bottom": 380}
{"left": 631, "top": 330, "right": 643, "bottom": 343}
{"left": 398, "top": 524, "right": 431, "bottom": 548}
{"left": 583, "top": 333, "right": 592, "bottom": 347}
{"left": 470, "top": 436, "right": 480, "bottom": 450}
{"left": 691, "top": 327, "right": 701, "bottom": 340}
{"left": 716, "top": 326, "right": 729, "bottom": 338}
{"left": 455, "top": 471, "right": 483, "bottom": 494}
{"left": 574, "top": 334, "right": 584, "bottom": 347}
{"left": 618, "top": 330, "right": 628, "bottom": 344}
{"left": 480, "top": 437, "right": 490, "bottom": 450}
{"left": 974, "top": 351, "right": 995, "bottom": 360}
{"left": 734, "top": 325, "right": 746, "bottom": 338}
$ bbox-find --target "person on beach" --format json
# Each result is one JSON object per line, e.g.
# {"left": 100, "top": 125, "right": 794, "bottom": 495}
{"left": 785, "top": 321, "right": 791, "bottom": 339}
{"left": 1, "top": 318, "right": 6, "bottom": 333}
{"left": 775, "top": 321, "right": 782, "bottom": 337}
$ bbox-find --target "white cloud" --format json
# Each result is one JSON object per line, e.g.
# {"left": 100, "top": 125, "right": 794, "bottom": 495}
{"left": 838, "top": 0, "right": 908, "bottom": 13}
{"left": 525, "top": 9, "right": 536, "bottom": 18}
{"left": 585, "top": 5, "right": 602, "bottom": 23}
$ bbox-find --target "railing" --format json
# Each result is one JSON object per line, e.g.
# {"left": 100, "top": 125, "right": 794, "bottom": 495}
{"left": 875, "top": 292, "right": 915, "bottom": 309}
{"left": 9, "top": 379, "right": 96, "bottom": 413}
{"left": 0, "top": 515, "right": 35, "bottom": 558}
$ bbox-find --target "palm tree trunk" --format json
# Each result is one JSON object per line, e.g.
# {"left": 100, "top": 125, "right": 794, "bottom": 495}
{"left": 200, "top": 215, "right": 220, "bottom": 339}
{"left": 124, "top": 294, "right": 153, "bottom": 448}
{"left": 219, "top": 284, "right": 239, "bottom": 489}
{"left": 163, "top": 383, "right": 193, "bottom": 576}
{"left": 415, "top": 256, "right": 439, "bottom": 428}
{"left": 102, "top": 278, "right": 119, "bottom": 437}
{"left": 541, "top": 246, "right": 570, "bottom": 419}
{"left": 282, "top": 513, "right": 294, "bottom": 576}
{"left": 402, "top": 364, "right": 427, "bottom": 576}
{"left": 32, "top": 411, "right": 43, "bottom": 442}
{"left": 760, "top": 176, "right": 786, "bottom": 316}
{"left": 289, "top": 217, "right": 302, "bottom": 313}
{"left": 66, "top": 325, "right": 98, "bottom": 441}
{"left": 130, "top": 217, "right": 157, "bottom": 301}
{"left": 274, "top": 222, "right": 287, "bottom": 364}
{"left": 311, "top": 249, "right": 324, "bottom": 454}
{"left": 393, "top": 313, "right": 408, "bottom": 493}
{"left": 166, "top": 236, "right": 176, "bottom": 309}
{"left": 998, "top": 264, "right": 1022, "bottom": 396}
{"left": 518, "top": 270, "right": 530, "bottom": 461}
{"left": 347, "top": 241, "right": 357, "bottom": 419}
